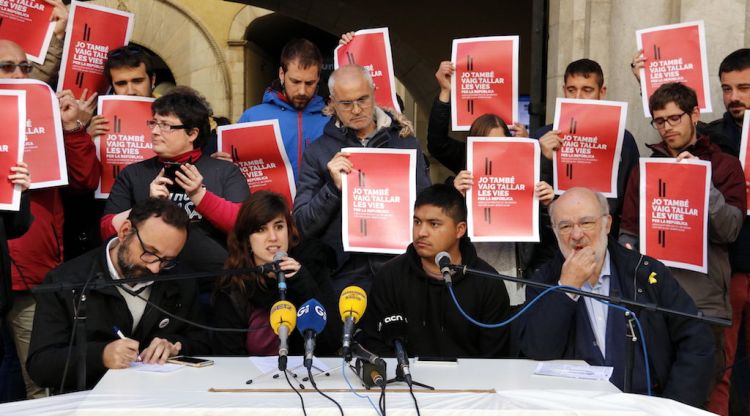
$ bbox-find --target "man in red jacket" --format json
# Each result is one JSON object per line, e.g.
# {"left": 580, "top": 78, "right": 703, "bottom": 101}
{"left": 1, "top": 39, "right": 100, "bottom": 399}
{"left": 619, "top": 82, "right": 746, "bottom": 405}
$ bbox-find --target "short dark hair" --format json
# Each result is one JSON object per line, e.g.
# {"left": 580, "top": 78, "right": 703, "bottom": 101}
{"left": 469, "top": 113, "right": 511, "bottom": 137}
{"left": 719, "top": 49, "right": 750, "bottom": 77}
{"left": 104, "top": 45, "right": 155, "bottom": 86}
{"left": 414, "top": 184, "right": 467, "bottom": 224}
{"left": 127, "top": 197, "right": 189, "bottom": 232}
{"left": 152, "top": 86, "right": 211, "bottom": 149}
{"left": 648, "top": 82, "right": 698, "bottom": 116}
{"left": 280, "top": 38, "right": 323, "bottom": 73}
{"left": 564, "top": 59, "right": 604, "bottom": 88}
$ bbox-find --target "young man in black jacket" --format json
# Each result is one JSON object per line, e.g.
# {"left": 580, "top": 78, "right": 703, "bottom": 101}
{"left": 27, "top": 198, "right": 210, "bottom": 391}
{"left": 363, "top": 184, "right": 510, "bottom": 358}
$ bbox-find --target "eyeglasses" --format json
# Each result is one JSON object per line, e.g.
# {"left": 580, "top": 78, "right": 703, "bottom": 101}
{"left": 146, "top": 119, "right": 187, "bottom": 133}
{"left": 333, "top": 95, "right": 373, "bottom": 111}
{"left": 555, "top": 214, "right": 607, "bottom": 236}
{"left": 650, "top": 112, "right": 687, "bottom": 129}
{"left": 131, "top": 224, "right": 178, "bottom": 270}
{"left": 0, "top": 62, "right": 33, "bottom": 75}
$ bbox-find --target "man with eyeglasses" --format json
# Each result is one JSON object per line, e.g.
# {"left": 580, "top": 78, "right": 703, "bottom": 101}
{"left": 619, "top": 82, "right": 746, "bottom": 405}
{"left": 225, "top": 39, "right": 329, "bottom": 180}
{"left": 294, "top": 64, "right": 431, "bottom": 293}
{"left": 27, "top": 198, "right": 210, "bottom": 391}
{"left": 100, "top": 86, "right": 249, "bottom": 277}
{"left": 518, "top": 187, "right": 714, "bottom": 407}
{"left": 0, "top": 38, "right": 100, "bottom": 400}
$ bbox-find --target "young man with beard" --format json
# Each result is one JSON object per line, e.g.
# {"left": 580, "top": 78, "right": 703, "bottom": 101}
{"left": 518, "top": 187, "right": 714, "bottom": 407}
{"left": 618, "top": 82, "right": 746, "bottom": 407}
{"left": 362, "top": 184, "right": 510, "bottom": 358}
{"left": 27, "top": 198, "right": 210, "bottom": 391}
{"left": 233, "top": 39, "right": 329, "bottom": 180}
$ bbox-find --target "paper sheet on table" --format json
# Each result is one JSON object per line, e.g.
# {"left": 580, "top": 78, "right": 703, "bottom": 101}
{"left": 249, "top": 356, "right": 330, "bottom": 374}
{"left": 130, "top": 362, "right": 184, "bottom": 373}
{"left": 534, "top": 362, "right": 613, "bottom": 381}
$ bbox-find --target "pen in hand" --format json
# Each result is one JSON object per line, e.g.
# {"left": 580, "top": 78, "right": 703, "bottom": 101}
{"left": 113, "top": 325, "right": 142, "bottom": 362}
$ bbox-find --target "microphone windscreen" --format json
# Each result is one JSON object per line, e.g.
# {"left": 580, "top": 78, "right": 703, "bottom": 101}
{"left": 269, "top": 300, "right": 296, "bottom": 334}
{"left": 296, "top": 298, "right": 327, "bottom": 335}
{"left": 378, "top": 313, "right": 409, "bottom": 346}
{"left": 435, "top": 251, "right": 451, "bottom": 269}
{"left": 273, "top": 250, "right": 288, "bottom": 262}
{"left": 339, "top": 286, "right": 367, "bottom": 324}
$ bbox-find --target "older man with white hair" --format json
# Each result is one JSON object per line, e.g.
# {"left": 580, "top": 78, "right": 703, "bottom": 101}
{"left": 293, "top": 64, "right": 431, "bottom": 293}
{"left": 516, "top": 187, "right": 715, "bottom": 408}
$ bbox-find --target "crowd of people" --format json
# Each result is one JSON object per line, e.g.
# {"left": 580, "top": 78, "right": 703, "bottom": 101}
{"left": 0, "top": 6, "right": 749, "bottom": 414}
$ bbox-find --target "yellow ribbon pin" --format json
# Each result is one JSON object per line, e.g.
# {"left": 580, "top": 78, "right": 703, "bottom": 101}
{"left": 648, "top": 272, "right": 657, "bottom": 285}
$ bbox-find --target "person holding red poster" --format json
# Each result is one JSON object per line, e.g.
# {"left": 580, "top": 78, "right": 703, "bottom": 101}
{"left": 101, "top": 87, "right": 250, "bottom": 284}
{"left": 362, "top": 184, "right": 511, "bottom": 358}
{"left": 1, "top": 39, "right": 100, "bottom": 400}
{"left": 294, "top": 64, "right": 430, "bottom": 294}
{"left": 695, "top": 48, "right": 750, "bottom": 415}
{"left": 619, "top": 82, "right": 746, "bottom": 401}
{"left": 531, "top": 59, "right": 640, "bottom": 274}
{"left": 518, "top": 187, "right": 714, "bottom": 407}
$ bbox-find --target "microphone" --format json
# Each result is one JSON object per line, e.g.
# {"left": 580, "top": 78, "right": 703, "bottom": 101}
{"left": 273, "top": 251, "right": 288, "bottom": 300}
{"left": 339, "top": 286, "right": 367, "bottom": 361}
{"left": 379, "top": 313, "right": 412, "bottom": 386}
{"left": 296, "top": 298, "right": 327, "bottom": 369}
{"left": 269, "top": 300, "right": 296, "bottom": 371}
{"left": 435, "top": 251, "right": 453, "bottom": 286}
{"left": 355, "top": 357, "right": 387, "bottom": 389}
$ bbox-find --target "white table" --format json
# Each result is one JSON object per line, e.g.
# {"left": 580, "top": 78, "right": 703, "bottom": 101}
{"left": 0, "top": 357, "right": 713, "bottom": 415}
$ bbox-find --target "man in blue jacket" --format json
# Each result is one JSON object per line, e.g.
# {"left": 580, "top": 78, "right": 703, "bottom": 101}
{"left": 517, "top": 187, "right": 714, "bottom": 408}
{"left": 236, "top": 39, "right": 330, "bottom": 180}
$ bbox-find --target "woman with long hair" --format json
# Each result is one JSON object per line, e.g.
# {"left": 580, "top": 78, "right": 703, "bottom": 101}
{"left": 212, "top": 191, "right": 340, "bottom": 356}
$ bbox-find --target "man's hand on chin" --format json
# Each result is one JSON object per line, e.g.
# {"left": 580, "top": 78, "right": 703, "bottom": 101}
{"left": 560, "top": 246, "right": 597, "bottom": 289}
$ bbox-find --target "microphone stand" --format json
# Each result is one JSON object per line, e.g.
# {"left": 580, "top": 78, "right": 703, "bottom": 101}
{"left": 386, "top": 365, "right": 434, "bottom": 390}
{"left": 448, "top": 263, "right": 730, "bottom": 394}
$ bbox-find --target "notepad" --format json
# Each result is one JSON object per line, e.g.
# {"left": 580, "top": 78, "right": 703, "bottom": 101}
{"left": 534, "top": 362, "right": 613, "bottom": 381}
{"left": 130, "top": 362, "right": 184, "bottom": 373}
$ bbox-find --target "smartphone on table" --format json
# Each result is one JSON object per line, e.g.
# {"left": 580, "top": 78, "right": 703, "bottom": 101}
{"left": 167, "top": 356, "right": 214, "bottom": 367}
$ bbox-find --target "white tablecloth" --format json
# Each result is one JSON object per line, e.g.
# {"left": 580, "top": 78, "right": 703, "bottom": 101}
{"left": 0, "top": 357, "right": 714, "bottom": 415}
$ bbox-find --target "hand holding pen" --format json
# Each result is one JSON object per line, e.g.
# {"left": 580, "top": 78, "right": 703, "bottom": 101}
{"left": 102, "top": 326, "right": 141, "bottom": 369}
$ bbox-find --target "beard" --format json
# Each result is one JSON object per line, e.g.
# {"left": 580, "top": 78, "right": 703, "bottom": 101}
{"left": 117, "top": 240, "right": 155, "bottom": 279}
{"left": 287, "top": 93, "right": 312, "bottom": 110}
{"left": 727, "top": 100, "right": 748, "bottom": 123}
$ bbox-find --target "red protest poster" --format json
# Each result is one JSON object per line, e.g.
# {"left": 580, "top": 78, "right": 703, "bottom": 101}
{"left": 341, "top": 148, "right": 416, "bottom": 254}
{"left": 639, "top": 158, "right": 710, "bottom": 273}
{"left": 636, "top": 21, "right": 711, "bottom": 117}
{"left": 95, "top": 95, "right": 155, "bottom": 199}
{"left": 451, "top": 36, "right": 518, "bottom": 131}
{"left": 0, "top": 79, "right": 66, "bottom": 189}
{"left": 0, "top": 90, "right": 26, "bottom": 211}
{"left": 0, "top": 0, "right": 55, "bottom": 64}
{"left": 740, "top": 110, "right": 750, "bottom": 215}
{"left": 552, "top": 98, "right": 627, "bottom": 198}
{"left": 334, "top": 27, "right": 400, "bottom": 112}
{"left": 217, "top": 121, "right": 296, "bottom": 208}
{"left": 466, "top": 137, "right": 539, "bottom": 242}
{"left": 58, "top": 1, "right": 134, "bottom": 96}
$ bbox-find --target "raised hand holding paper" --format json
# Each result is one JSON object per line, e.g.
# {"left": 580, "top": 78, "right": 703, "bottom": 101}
{"left": 217, "top": 121, "right": 296, "bottom": 208}
{"left": 341, "top": 148, "right": 416, "bottom": 254}
{"left": 451, "top": 36, "right": 518, "bottom": 131}
{"left": 466, "top": 137, "right": 540, "bottom": 242}
{"left": 334, "top": 27, "right": 400, "bottom": 112}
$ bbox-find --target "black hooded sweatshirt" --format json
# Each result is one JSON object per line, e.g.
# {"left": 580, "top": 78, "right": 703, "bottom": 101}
{"left": 362, "top": 238, "right": 511, "bottom": 358}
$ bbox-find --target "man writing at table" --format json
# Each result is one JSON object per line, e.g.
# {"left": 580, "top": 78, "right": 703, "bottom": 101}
{"left": 517, "top": 187, "right": 714, "bottom": 408}
{"left": 27, "top": 198, "right": 210, "bottom": 391}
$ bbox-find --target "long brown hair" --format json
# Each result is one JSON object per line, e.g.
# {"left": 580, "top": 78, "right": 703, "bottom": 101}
{"left": 469, "top": 113, "right": 511, "bottom": 137}
{"left": 217, "top": 191, "right": 300, "bottom": 295}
